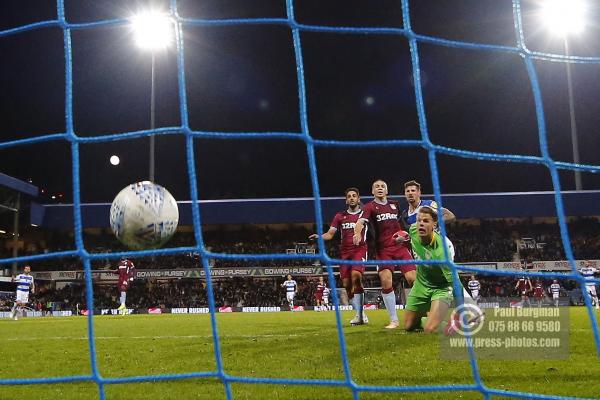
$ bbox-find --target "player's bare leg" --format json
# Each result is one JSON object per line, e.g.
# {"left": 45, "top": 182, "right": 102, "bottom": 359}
{"left": 424, "top": 300, "right": 450, "bottom": 334}
{"left": 403, "top": 269, "right": 416, "bottom": 308}
{"left": 404, "top": 270, "right": 416, "bottom": 285}
{"left": 404, "top": 310, "right": 426, "bottom": 331}
{"left": 343, "top": 277, "right": 353, "bottom": 314}
{"left": 379, "top": 269, "right": 398, "bottom": 329}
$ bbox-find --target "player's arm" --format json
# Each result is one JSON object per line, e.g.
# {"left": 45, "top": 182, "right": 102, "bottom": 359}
{"left": 30, "top": 280, "right": 35, "bottom": 294}
{"left": 353, "top": 218, "right": 367, "bottom": 245}
{"left": 430, "top": 201, "right": 455, "bottom": 223}
{"left": 441, "top": 265, "right": 454, "bottom": 286}
{"left": 130, "top": 266, "right": 136, "bottom": 281}
{"left": 309, "top": 227, "right": 336, "bottom": 241}
{"left": 441, "top": 208, "right": 456, "bottom": 223}
{"left": 440, "top": 238, "right": 455, "bottom": 284}
{"left": 353, "top": 206, "right": 370, "bottom": 245}
{"left": 312, "top": 213, "right": 342, "bottom": 242}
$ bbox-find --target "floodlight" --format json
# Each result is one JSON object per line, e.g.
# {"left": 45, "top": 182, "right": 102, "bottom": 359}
{"left": 131, "top": 12, "right": 173, "bottom": 50}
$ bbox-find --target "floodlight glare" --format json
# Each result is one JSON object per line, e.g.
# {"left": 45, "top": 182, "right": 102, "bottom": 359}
{"left": 131, "top": 12, "right": 173, "bottom": 50}
{"left": 541, "top": 0, "right": 586, "bottom": 36}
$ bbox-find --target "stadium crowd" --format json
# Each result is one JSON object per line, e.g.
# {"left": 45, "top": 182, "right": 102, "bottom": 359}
{"left": 1, "top": 217, "right": 598, "bottom": 312}
{"left": 4, "top": 217, "right": 600, "bottom": 270}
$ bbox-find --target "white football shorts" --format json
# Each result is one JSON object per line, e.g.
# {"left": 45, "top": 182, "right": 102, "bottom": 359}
{"left": 16, "top": 290, "right": 29, "bottom": 304}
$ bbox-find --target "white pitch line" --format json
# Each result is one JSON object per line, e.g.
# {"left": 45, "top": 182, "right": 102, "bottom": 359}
{"left": 6, "top": 334, "right": 302, "bottom": 341}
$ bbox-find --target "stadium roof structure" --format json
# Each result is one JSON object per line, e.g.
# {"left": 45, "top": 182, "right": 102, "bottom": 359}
{"left": 0, "top": 173, "right": 38, "bottom": 255}
{"left": 31, "top": 190, "right": 600, "bottom": 229}
{"left": 0, "top": 172, "right": 38, "bottom": 197}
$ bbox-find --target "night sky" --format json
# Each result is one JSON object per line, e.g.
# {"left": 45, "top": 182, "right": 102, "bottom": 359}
{"left": 1, "top": 0, "right": 600, "bottom": 204}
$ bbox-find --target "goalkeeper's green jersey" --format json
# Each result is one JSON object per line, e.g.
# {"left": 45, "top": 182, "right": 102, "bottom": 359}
{"left": 408, "top": 224, "right": 455, "bottom": 289}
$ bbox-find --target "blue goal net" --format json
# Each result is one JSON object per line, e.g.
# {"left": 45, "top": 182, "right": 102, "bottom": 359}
{"left": 1, "top": 0, "right": 600, "bottom": 399}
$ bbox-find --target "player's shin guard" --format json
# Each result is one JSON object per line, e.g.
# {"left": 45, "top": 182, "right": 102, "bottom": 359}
{"left": 381, "top": 288, "right": 398, "bottom": 322}
{"left": 120, "top": 291, "right": 127, "bottom": 306}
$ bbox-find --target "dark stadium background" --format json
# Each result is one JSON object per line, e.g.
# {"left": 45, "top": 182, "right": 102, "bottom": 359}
{"left": 1, "top": 0, "right": 600, "bottom": 204}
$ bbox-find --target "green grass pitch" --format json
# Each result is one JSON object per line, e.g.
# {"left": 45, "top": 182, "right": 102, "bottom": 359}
{"left": 1, "top": 309, "right": 599, "bottom": 400}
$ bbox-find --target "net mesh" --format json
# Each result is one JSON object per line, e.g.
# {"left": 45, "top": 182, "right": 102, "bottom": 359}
{"left": 1, "top": 0, "right": 599, "bottom": 399}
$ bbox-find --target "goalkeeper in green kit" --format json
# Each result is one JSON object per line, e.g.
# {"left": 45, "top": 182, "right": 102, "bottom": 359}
{"left": 398, "top": 205, "right": 478, "bottom": 334}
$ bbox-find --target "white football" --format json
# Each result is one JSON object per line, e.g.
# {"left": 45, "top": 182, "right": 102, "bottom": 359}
{"left": 109, "top": 181, "right": 179, "bottom": 250}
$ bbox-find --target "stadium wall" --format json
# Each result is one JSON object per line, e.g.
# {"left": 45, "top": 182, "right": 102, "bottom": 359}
{"left": 30, "top": 260, "right": 598, "bottom": 281}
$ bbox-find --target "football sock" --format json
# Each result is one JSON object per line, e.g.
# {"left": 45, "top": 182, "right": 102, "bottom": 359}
{"left": 353, "top": 286, "right": 365, "bottom": 319}
{"left": 351, "top": 295, "right": 360, "bottom": 312}
{"left": 382, "top": 289, "right": 398, "bottom": 322}
{"left": 355, "top": 293, "right": 365, "bottom": 320}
